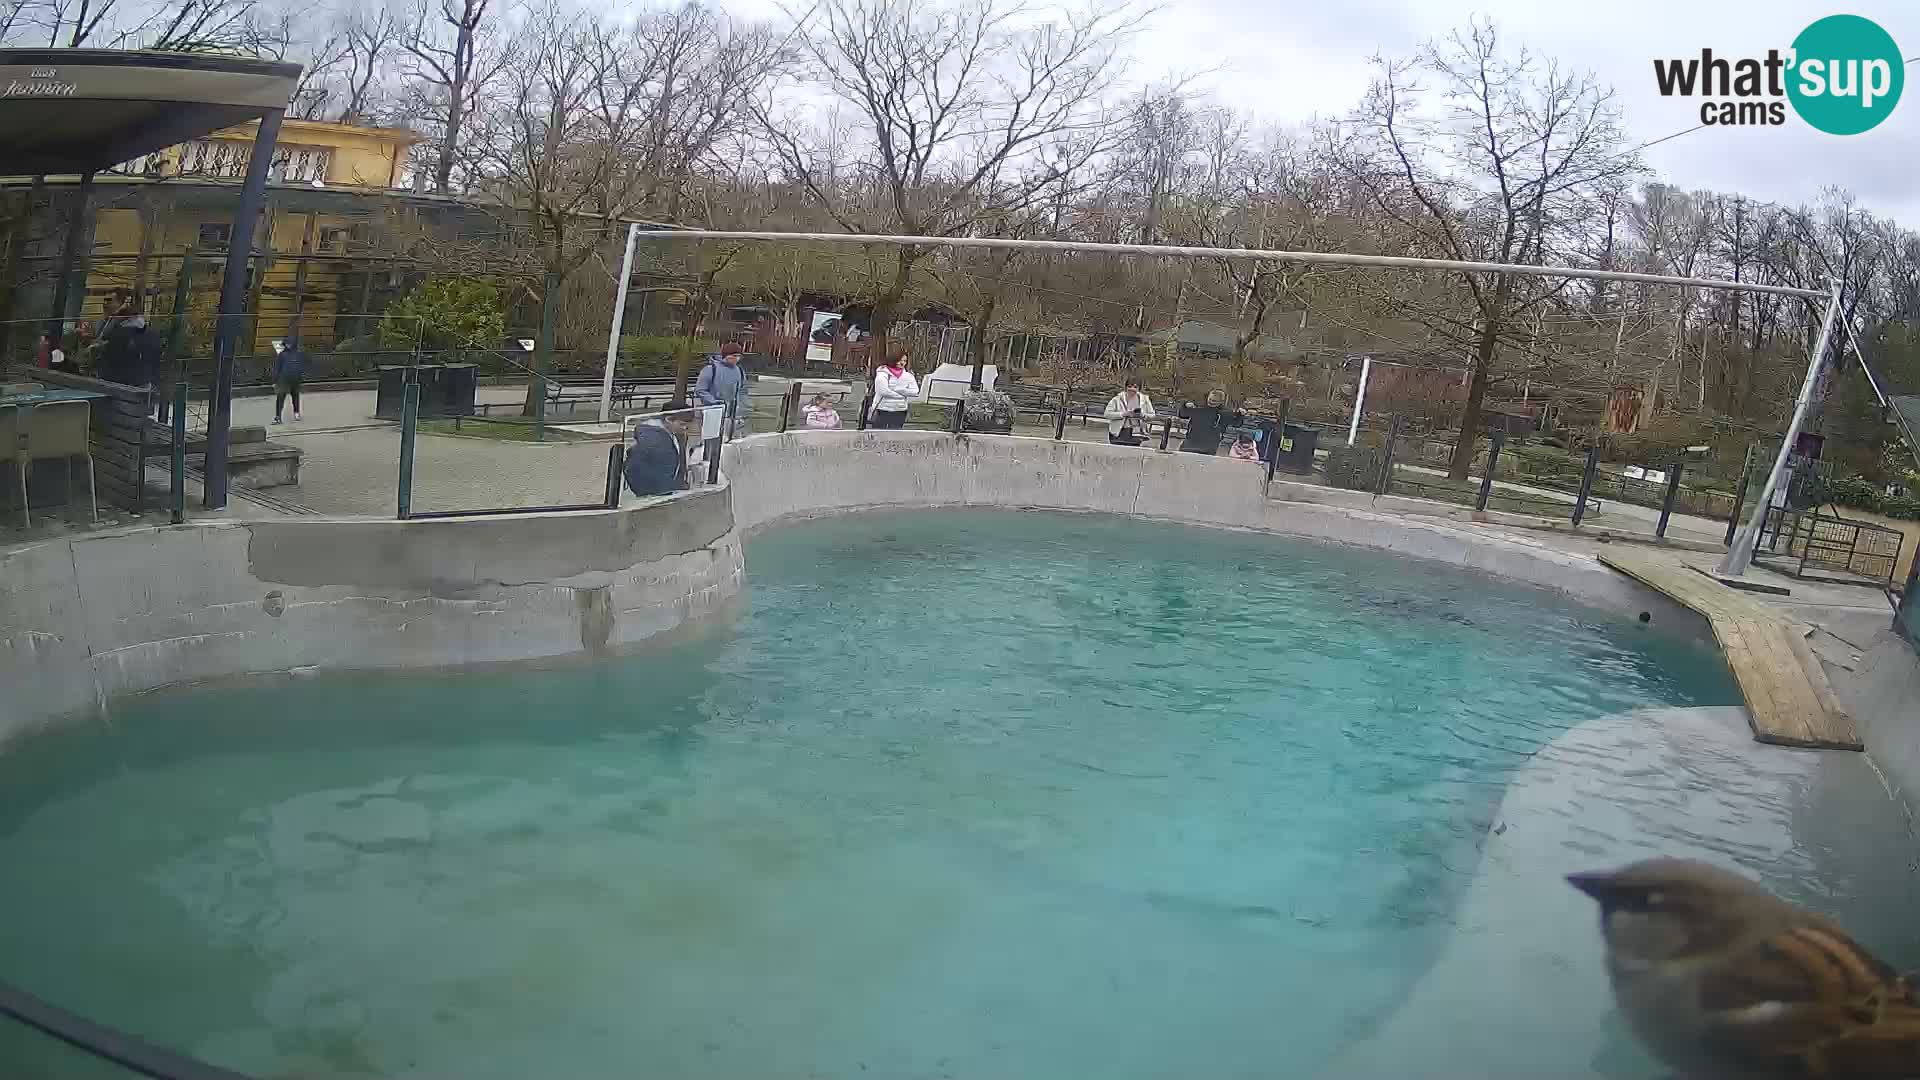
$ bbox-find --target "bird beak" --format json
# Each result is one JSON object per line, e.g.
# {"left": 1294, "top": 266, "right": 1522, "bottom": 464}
{"left": 1566, "top": 870, "right": 1617, "bottom": 901}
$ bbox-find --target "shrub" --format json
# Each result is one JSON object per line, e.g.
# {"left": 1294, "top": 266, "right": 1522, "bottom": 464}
{"left": 1820, "top": 474, "right": 1884, "bottom": 511}
{"left": 379, "top": 279, "right": 505, "bottom": 351}
{"left": 619, "top": 335, "right": 715, "bottom": 379}
{"left": 1882, "top": 495, "right": 1920, "bottom": 521}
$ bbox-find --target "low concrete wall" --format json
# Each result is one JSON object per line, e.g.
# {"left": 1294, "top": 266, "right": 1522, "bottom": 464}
{"left": 0, "top": 485, "right": 744, "bottom": 741}
{"left": 722, "top": 431, "right": 1699, "bottom": 621}
{"left": 1836, "top": 631, "right": 1920, "bottom": 808}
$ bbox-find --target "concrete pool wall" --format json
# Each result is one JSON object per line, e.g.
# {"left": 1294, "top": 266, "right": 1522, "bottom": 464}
{"left": 0, "top": 484, "right": 743, "bottom": 742}
{"left": 722, "top": 430, "right": 1703, "bottom": 623}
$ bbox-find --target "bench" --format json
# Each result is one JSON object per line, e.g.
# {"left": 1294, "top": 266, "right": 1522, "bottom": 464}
{"left": 145, "top": 423, "right": 303, "bottom": 489}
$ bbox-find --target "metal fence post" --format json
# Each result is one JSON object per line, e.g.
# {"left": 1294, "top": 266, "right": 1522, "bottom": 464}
{"left": 857, "top": 391, "right": 873, "bottom": 430}
{"left": 397, "top": 380, "right": 418, "bottom": 519}
{"left": 1263, "top": 398, "right": 1291, "bottom": 488}
{"left": 1053, "top": 398, "right": 1068, "bottom": 440}
{"left": 1159, "top": 415, "right": 1174, "bottom": 451}
{"left": 1656, "top": 461, "right": 1685, "bottom": 539}
{"left": 706, "top": 407, "right": 724, "bottom": 484}
{"left": 1475, "top": 431, "right": 1506, "bottom": 512}
{"left": 1724, "top": 457, "right": 1751, "bottom": 547}
{"left": 779, "top": 383, "right": 800, "bottom": 433}
{"left": 1571, "top": 445, "right": 1599, "bottom": 526}
{"left": 603, "top": 443, "right": 625, "bottom": 508}
{"left": 1898, "top": 555, "right": 1920, "bottom": 636}
{"left": 157, "top": 250, "right": 192, "bottom": 427}
{"left": 1375, "top": 414, "right": 1401, "bottom": 496}
{"left": 950, "top": 397, "right": 966, "bottom": 434}
{"left": 169, "top": 382, "right": 188, "bottom": 525}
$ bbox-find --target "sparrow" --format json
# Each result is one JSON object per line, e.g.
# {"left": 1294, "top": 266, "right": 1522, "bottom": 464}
{"left": 1569, "top": 857, "right": 1920, "bottom": 1079}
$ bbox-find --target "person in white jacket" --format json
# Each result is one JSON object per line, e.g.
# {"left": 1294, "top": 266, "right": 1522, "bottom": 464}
{"left": 1103, "top": 377, "right": 1156, "bottom": 445}
{"left": 868, "top": 348, "right": 919, "bottom": 428}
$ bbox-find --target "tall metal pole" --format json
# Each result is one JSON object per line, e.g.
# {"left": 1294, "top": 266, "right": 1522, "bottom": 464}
{"left": 531, "top": 269, "right": 559, "bottom": 441}
{"left": 397, "top": 380, "right": 418, "bottom": 519}
{"left": 1347, "top": 355, "right": 1371, "bottom": 446}
{"left": 156, "top": 249, "right": 193, "bottom": 426}
{"left": 46, "top": 171, "right": 94, "bottom": 341}
{"left": 632, "top": 230, "right": 1827, "bottom": 300}
{"left": 1717, "top": 281, "right": 1843, "bottom": 577}
{"left": 204, "top": 109, "right": 283, "bottom": 509}
{"left": 599, "top": 222, "right": 640, "bottom": 424}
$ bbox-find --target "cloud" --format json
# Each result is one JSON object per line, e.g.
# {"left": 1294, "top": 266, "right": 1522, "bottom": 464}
{"left": 1135, "top": 0, "right": 1919, "bottom": 220}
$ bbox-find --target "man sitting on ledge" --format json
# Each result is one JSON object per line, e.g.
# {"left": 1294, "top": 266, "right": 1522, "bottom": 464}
{"left": 625, "top": 405, "right": 699, "bottom": 497}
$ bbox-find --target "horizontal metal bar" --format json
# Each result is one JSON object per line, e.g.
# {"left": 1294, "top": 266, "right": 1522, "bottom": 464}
{"left": 632, "top": 230, "right": 1826, "bottom": 300}
{"left": 0, "top": 980, "right": 254, "bottom": 1080}
{"left": 401, "top": 503, "right": 614, "bottom": 519}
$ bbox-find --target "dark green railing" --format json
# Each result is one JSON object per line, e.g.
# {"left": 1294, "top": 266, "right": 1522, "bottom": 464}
{"left": 0, "top": 979, "right": 253, "bottom": 1079}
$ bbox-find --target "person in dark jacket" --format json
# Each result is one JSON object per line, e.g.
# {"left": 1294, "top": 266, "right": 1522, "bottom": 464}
{"left": 272, "top": 341, "right": 310, "bottom": 423}
{"left": 624, "top": 406, "right": 699, "bottom": 498}
{"left": 95, "top": 295, "right": 149, "bottom": 387}
{"left": 1179, "top": 388, "right": 1244, "bottom": 455}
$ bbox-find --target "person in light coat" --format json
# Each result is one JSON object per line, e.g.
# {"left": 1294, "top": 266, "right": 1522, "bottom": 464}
{"left": 1103, "top": 377, "right": 1156, "bottom": 445}
{"left": 868, "top": 348, "right": 919, "bottom": 429}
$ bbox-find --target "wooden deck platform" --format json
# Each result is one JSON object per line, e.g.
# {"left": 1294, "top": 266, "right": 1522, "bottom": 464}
{"left": 1597, "top": 551, "right": 1861, "bottom": 750}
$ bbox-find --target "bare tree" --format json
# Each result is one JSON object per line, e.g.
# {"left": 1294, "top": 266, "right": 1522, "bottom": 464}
{"left": 336, "top": 3, "right": 404, "bottom": 123}
{"left": 1331, "top": 19, "right": 1638, "bottom": 480}
{"left": 287, "top": 18, "right": 352, "bottom": 119}
{"left": 471, "top": 3, "right": 790, "bottom": 411}
{"left": 401, "top": 0, "right": 507, "bottom": 193}
{"left": 757, "top": 0, "right": 1138, "bottom": 358}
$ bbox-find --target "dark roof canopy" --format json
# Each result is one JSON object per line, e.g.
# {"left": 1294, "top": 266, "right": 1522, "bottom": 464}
{"left": 0, "top": 49, "right": 299, "bottom": 177}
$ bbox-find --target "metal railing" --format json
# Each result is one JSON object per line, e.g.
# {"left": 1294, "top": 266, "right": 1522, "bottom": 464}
{"left": 1898, "top": 557, "right": 1920, "bottom": 651}
{"left": 1753, "top": 506, "right": 1905, "bottom": 587}
{"left": 0, "top": 979, "right": 253, "bottom": 1079}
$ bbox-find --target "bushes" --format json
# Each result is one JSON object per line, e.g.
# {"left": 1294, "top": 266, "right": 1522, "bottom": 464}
{"left": 1812, "top": 473, "right": 1920, "bottom": 520}
{"left": 1883, "top": 495, "right": 1920, "bottom": 520}
{"left": 618, "top": 335, "right": 715, "bottom": 379}
{"left": 379, "top": 279, "right": 505, "bottom": 351}
{"left": 1821, "top": 474, "right": 1884, "bottom": 510}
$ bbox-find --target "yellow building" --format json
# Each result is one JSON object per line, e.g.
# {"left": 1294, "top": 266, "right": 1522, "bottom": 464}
{"left": 118, "top": 116, "right": 422, "bottom": 189}
{"left": 64, "top": 118, "right": 425, "bottom": 356}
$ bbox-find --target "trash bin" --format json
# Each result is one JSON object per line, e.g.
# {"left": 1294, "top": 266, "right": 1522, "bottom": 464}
{"left": 1272, "top": 422, "right": 1321, "bottom": 474}
{"left": 437, "top": 363, "right": 478, "bottom": 417}
{"left": 374, "top": 366, "right": 409, "bottom": 420}
{"left": 376, "top": 365, "right": 464, "bottom": 417}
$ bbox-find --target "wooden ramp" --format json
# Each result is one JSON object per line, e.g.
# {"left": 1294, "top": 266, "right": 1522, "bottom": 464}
{"left": 1597, "top": 551, "right": 1861, "bottom": 751}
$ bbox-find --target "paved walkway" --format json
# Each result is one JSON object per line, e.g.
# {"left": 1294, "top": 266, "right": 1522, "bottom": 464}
{"left": 271, "top": 428, "right": 614, "bottom": 517}
{"left": 227, "top": 385, "right": 533, "bottom": 432}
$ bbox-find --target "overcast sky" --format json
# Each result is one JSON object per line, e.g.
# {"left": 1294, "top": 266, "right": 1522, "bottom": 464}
{"left": 737, "top": 0, "right": 1920, "bottom": 224}
{"left": 1144, "top": 0, "right": 1920, "bottom": 222}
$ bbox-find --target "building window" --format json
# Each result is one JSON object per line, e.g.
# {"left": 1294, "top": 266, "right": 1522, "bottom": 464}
{"left": 170, "top": 141, "right": 333, "bottom": 183}
{"left": 197, "top": 223, "right": 232, "bottom": 249}
{"left": 317, "top": 227, "right": 350, "bottom": 253}
{"left": 178, "top": 139, "right": 253, "bottom": 178}
{"left": 272, "top": 146, "right": 332, "bottom": 184}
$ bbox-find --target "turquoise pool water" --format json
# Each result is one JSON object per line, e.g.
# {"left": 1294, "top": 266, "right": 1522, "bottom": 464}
{"left": 0, "top": 511, "right": 1742, "bottom": 1078}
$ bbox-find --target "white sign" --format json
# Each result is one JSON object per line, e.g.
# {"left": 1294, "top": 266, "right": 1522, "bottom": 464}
{"left": 700, "top": 404, "right": 724, "bottom": 441}
{"left": 518, "top": 338, "right": 536, "bottom": 352}
{"left": 805, "top": 311, "right": 840, "bottom": 364}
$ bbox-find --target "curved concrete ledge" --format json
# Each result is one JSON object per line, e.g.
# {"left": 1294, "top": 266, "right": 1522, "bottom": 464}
{"left": 723, "top": 430, "right": 1701, "bottom": 622}
{"left": 1323, "top": 705, "right": 1918, "bottom": 1078}
{"left": 0, "top": 485, "right": 744, "bottom": 742}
